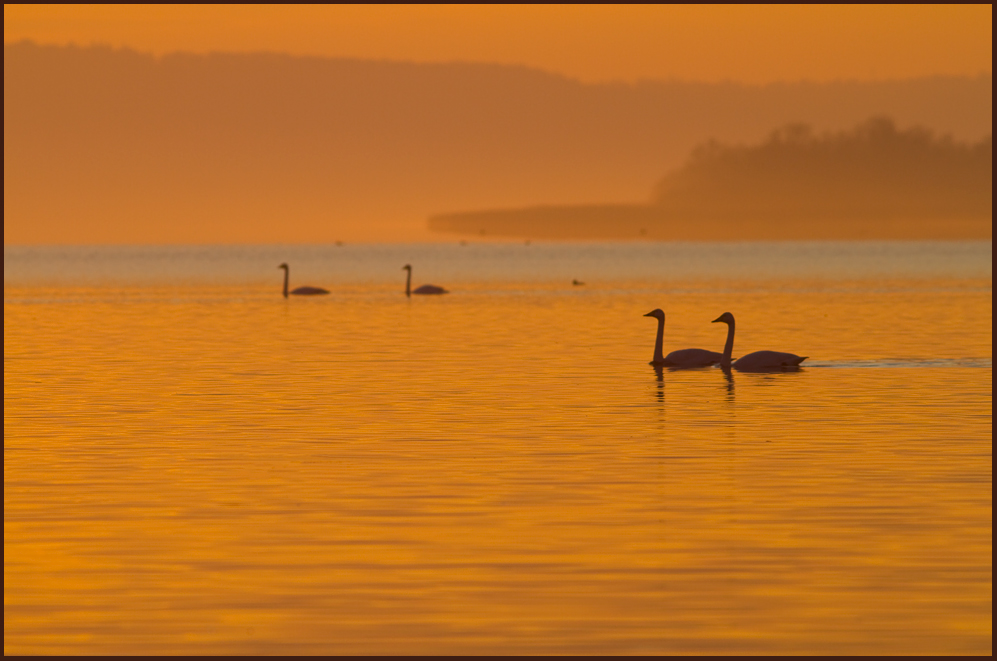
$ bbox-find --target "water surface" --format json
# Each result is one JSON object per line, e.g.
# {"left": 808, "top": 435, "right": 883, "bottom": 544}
{"left": 4, "top": 241, "right": 992, "bottom": 654}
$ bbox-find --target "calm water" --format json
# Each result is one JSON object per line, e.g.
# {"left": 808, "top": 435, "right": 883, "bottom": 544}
{"left": 4, "top": 241, "right": 992, "bottom": 654}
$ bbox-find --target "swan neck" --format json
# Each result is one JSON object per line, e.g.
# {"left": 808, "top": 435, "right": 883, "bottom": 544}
{"left": 722, "top": 320, "right": 735, "bottom": 367}
{"left": 405, "top": 268, "right": 411, "bottom": 297}
{"left": 653, "top": 315, "right": 665, "bottom": 363}
{"left": 282, "top": 267, "right": 289, "bottom": 298}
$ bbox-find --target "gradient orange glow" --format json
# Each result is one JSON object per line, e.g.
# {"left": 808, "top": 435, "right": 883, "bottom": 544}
{"left": 4, "top": 4, "right": 992, "bottom": 84}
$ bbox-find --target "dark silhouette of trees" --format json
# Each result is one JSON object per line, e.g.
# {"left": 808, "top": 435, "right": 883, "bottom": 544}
{"left": 651, "top": 117, "right": 992, "bottom": 220}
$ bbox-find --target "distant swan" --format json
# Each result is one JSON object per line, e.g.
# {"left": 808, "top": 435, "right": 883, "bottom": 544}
{"left": 279, "top": 263, "right": 330, "bottom": 298}
{"left": 711, "top": 312, "right": 807, "bottom": 371}
{"left": 644, "top": 309, "right": 724, "bottom": 368}
{"left": 403, "top": 264, "right": 448, "bottom": 297}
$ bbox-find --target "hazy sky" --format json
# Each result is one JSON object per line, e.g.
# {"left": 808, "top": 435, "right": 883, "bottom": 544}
{"left": 5, "top": 5, "right": 992, "bottom": 244}
{"left": 5, "top": 4, "right": 992, "bottom": 84}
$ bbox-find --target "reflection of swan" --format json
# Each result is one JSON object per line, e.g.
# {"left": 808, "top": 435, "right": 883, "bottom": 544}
{"left": 279, "top": 263, "right": 330, "bottom": 298}
{"left": 712, "top": 312, "right": 807, "bottom": 371}
{"left": 721, "top": 365, "right": 735, "bottom": 396}
{"left": 403, "top": 264, "right": 448, "bottom": 297}
{"left": 644, "top": 309, "right": 724, "bottom": 368}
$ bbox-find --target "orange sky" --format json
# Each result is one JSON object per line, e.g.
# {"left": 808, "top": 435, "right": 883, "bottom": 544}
{"left": 4, "top": 4, "right": 992, "bottom": 84}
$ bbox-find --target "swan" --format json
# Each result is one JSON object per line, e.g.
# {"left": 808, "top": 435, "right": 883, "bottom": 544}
{"left": 403, "top": 264, "right": 448, "bottom": 296}
{"left": 711, "top": 312, "right": 807, "bottom": 371}
{"left": 279, "top": 263, "right": 330, "bottom": 298}
{"left": 644, "top": 309, "right": 724, "bottom": 368}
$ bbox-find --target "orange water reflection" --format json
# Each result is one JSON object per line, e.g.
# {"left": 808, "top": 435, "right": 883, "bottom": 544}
{"left": 4, "top": 278, "right": 992, "bottom": 653}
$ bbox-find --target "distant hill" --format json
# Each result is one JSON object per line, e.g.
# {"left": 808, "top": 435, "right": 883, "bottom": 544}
{"left": 4, "top": 41, "right": 992, "bottom": 244}
{"left": 429, "top": 118, "right": 992, "bottom": 240}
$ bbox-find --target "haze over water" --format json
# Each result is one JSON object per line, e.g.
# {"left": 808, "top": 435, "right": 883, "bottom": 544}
{"left": 4, "top": 241, "right": 991, "bottom": 654}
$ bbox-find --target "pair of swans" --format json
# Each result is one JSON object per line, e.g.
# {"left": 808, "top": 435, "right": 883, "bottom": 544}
{"left": 279, "top": 263, "right": 448, "bottom": 298}
{"left": 644, "top": 309, "right": 806, "bottom": 371}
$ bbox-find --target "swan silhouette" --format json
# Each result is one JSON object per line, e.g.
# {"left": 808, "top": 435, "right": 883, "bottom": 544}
{"left": 711, "top": 312, "right": 807, "bottom": 371}
{"left": 279, "top": 263, "right": 330, "bottom": 298}
{"left": 403, "top": 264, "right": 448, "bottom": 297}
{"left": 644, "top": 309, "right": 724, "bottom": 368}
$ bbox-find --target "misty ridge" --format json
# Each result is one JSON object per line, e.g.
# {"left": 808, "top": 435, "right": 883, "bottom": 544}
{"left": 3, "top": 41, "right": 993, "bottom": 244}
{"left": 431, "top": 118, "right": 992, "bottom": 240}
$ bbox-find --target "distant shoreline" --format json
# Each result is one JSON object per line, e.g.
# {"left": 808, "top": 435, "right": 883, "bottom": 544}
{"left": 428, "top": 204, "right": 992, "bottom": 241}
{"left": 430, "top": 117, "right": 992, "bottom": 241}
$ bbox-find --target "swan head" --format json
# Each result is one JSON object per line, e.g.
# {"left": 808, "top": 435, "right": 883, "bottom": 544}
{"left": 278, "top": 263, "right": 289, "bottom": 270}
{"left": 643, "top": 309, "right": 665, "bottom": 320}
{"left": 712, "top": 312, "right": 735, "bottom": 325}
{"left": 402, "top": 264, "right": 412, "bottom": 271}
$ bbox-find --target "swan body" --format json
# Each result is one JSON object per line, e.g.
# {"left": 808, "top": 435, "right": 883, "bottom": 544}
{"left": 731, "top": 350, "right": 807, "bottom": 371}
{"left": 412, "top": 284, "right": 448, "bottom": 295}
{"left": 711, "top": 312, "right": 807, "bottom": 372}
{"left": 290, "top": 286, "right": 330, "bottom": 295}
{"left": 644, "top": 309, "right": 724, "bottom": 368}
{"left": 664, "top": 347, "right": 726, "bottom": 367}
{"left": 403, "top": 264, "right": 448, "bottom": 297}
{"left": 279, "top": 263, "right": 330, "bottom": 298}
